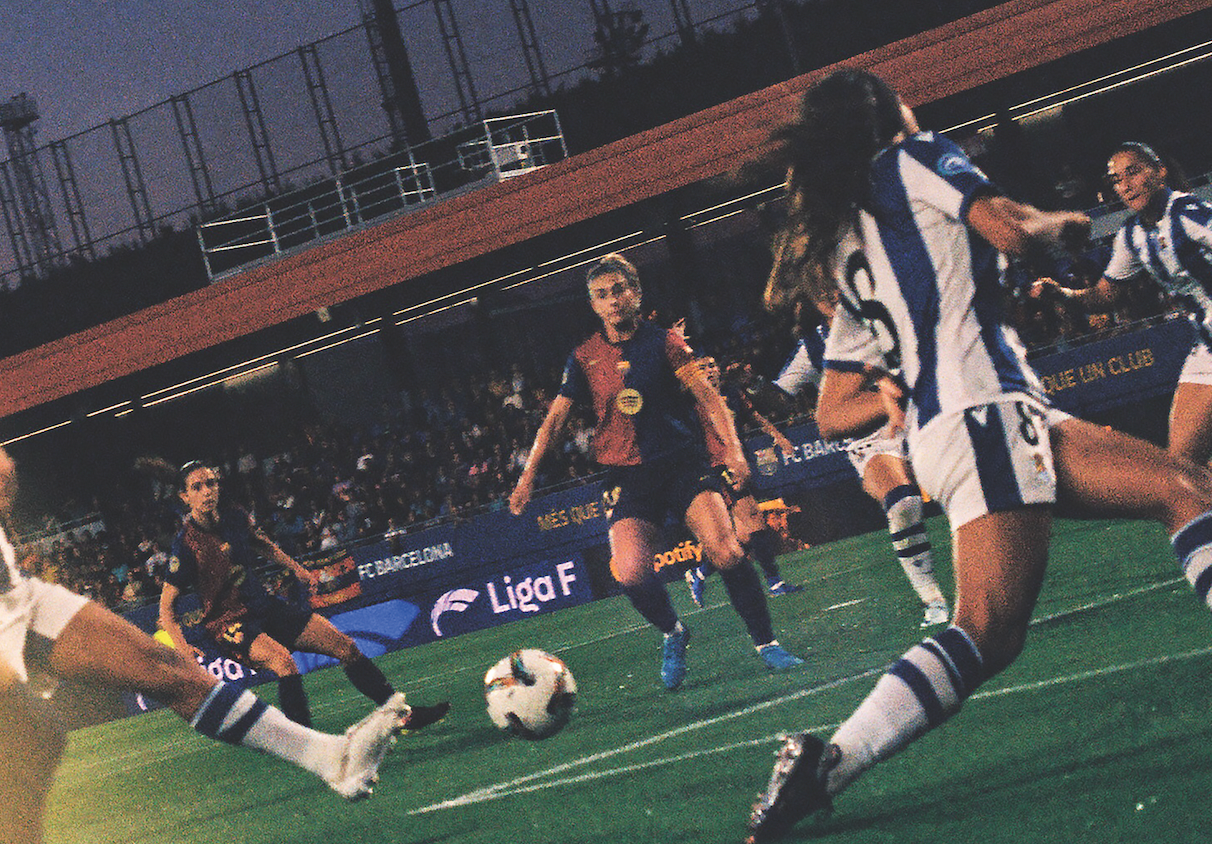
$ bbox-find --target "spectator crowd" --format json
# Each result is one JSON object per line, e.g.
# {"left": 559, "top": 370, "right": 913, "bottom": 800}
{"left": 9, "top": 233, "right": 1184, "bottom": 613}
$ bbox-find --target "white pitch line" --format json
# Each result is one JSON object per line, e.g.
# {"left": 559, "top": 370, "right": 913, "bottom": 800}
{"left": 409, "top": 642, "right": 1212, "bottom": 814}
{"left": 412, "top": 668, "right": 885, "bottom": 814}
{"left": 60, "top": 574, "right": 1192, "bottom": 779}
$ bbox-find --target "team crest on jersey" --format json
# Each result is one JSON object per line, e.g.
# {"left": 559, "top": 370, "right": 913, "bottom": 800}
{"left": 1034, "top": 454, "right": 1047, "bottom": 476}
{"left": 221, "top": 622, "right": 245, "bottom": 645}
{"left": 615, "top": 388, "right": 643, "bottom": 415}
{"left": 602, "top": 485, "right": 621, "bottom": 520}
{"left": 936, "top": 154, "right": 969, "bottom": 177}
{"left": 617, "top": 360, "right": 631, "bottom": 375}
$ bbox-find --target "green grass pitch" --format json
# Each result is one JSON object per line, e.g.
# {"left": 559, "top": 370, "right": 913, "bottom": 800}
{"left": 45, "top": 516, "right": 1212, "bottom": 843}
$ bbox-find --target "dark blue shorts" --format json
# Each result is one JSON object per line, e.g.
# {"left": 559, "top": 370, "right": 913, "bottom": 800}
{"left": 711, "top": 463, "right": 757, "bottom": 510}
{"left": 601, "top": 455, "right": 723, "bottom": 527}
{"left": 210, "top": 590, "right": 313, "bottom": 661}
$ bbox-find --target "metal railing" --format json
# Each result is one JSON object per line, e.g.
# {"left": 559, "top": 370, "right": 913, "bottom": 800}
{"left": 196, "top": 110, "right": 565, "bottom": 280}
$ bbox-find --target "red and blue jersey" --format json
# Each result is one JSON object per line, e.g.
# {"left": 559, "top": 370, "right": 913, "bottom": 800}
{"left": 166, "top": 507, "right": 269, "bottom": 638}
{"left": 559, "top": 320, "right": 702, "bottom": 466}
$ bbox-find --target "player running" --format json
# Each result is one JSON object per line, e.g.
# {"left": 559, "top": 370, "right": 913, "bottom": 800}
{"left": 159, "top": 460, "right": 449, "bottom": 729}
{"left": 683, "top": 355, "right": 803, "bottom": 605}
{"left": 744, "top": 69, "right": 1212, "bottom": 841}
{"left": 1034, "top": 142, "right": 1212, "bottom": 468}
{"left": 510, "top": 253, "right": 802, "bottom": 691}
{"left": 0, "top": 447, "right": 411, "bottom": 844}
{"left": 767, "top": 286, "right": 949, "bottom": 628}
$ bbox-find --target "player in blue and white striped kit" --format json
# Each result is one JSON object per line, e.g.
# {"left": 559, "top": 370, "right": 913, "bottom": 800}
{"left": 746, "top": 69, "right": 1212, "bottom": 842}
{"left": 1038, "top": 142, "right": 1212, "bottom": 467}
{"left": 771, "top": 293, "right": 949, "bottom": 627}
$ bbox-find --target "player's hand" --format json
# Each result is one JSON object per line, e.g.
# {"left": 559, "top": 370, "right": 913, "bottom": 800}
{"left": 1029, "top": 277, "right": 1053, "bottom": 299}
{"left": 724, "top": 450, "right": 751, "bottom": 489}
{"left": 773, "top": 432, "right": 796, "bottom": 458}
{"left": 1057, "top": 212, "right": 1091, "bottom": 253}
{"left": 874, "top": 376, "right": 906, "bottom": 435}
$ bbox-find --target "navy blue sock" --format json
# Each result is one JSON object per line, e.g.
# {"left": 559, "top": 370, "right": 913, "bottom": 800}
{"left": 718, "top": 561, "right": 775, "bottom": 645}
{"left": 344, "top": 654, "right": 395, "bottom": 706}
{"left": 191, "top": 682, "right": 269, "bottom": 746}
{"left": 622, "top": 576, "right": 679, "bottom": 634}
{"left": 277, "top": 674, "right": 312, "bottom": 727}
{"left": 748, "top": 529, "right": 782, "bottom": 580}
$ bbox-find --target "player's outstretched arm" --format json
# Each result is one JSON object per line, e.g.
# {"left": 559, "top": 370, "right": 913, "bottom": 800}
{"left": 251, "top": 527, "right": 316, "bottom": 588}
{"left": 1031, "top": 275, "right": 1119, "bottom": 311}
{"left": 158, "top": 581, "right": 203, "bottom": 661}
{"left": 679, "top": 362, "right": 750, "bottom": 488}
{"left": 966, "top": 195, "right": 1090, "bottom": 258}
{"left": 752, "top": 408, "right": 797, "bottom": 457}
{"left": 510, "top": 395, "right": 573, "bottom": 515}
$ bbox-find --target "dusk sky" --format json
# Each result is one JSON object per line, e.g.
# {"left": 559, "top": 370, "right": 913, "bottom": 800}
{"left": 1, "top": 0, "right": 750, "bottom": 143}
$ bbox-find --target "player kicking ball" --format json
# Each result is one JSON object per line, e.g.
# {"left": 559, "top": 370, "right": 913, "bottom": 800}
{"left": 745, "top": 69, "right": 1212, "bottom": 841}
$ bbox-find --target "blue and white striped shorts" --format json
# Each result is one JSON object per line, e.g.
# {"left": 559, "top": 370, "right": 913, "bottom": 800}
{"left": 909, "top": 395, "right": 1069, "bottom": 529}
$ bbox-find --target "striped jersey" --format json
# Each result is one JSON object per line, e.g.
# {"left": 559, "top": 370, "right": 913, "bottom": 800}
{"left": 823, "top": 131, "right": 1042, "bottom": 431}
{"left": 558, "top": 320, "right": 701, "bottom": 466}
{"left": 774, "top": 324, "right": 828, "bottom": 396}
{"left": 1104, "top": 189, "right": 1212, "bottom": 346}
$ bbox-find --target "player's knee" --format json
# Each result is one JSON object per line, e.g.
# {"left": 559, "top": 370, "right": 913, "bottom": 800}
{"left": 337, "top": 640, "right": 362, "bottom": 665}
{"left": 269, "top": 654, "right": 300, "bottom": 676}
{"left": 613, "top": 566, "right": 647, "bottom": 588}
{"left": 703, "top": 536, "right": 745, "bottom": 571}
{"left": 1156, "top": 460, "right": 1212, "bottom": 526}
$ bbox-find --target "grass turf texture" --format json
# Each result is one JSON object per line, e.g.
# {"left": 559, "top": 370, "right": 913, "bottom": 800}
{"left": 45, "top": 516, "right": 1212, "bottom": 843}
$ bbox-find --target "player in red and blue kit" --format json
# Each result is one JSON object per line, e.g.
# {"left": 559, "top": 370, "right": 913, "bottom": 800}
{"left": 510, "top": 253, "right": 802, "bottom": 690}
{"left": 684, "top": 355, "right": 802, "bottom": 604}
{"left": 160, "top": 461, "right": 448, "bottom": 729}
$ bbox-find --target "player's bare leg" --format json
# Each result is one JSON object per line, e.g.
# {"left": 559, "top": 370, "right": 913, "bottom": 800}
{"left": 292, "top": 615, "right": 449, "bottom": 730}
{"left": 0, "top": 664, "right": 64, "bottom": 844}
{"left": 747, "top": 508, "right": 1050, "bottom": 841}
{"left": 47, "top": 602, "right": 407, "bottom": 800}
{"left": 609, "top": 517, "right": 689, "bottom": 689}
{"left": 686, "top": 491, "right": 802, "bottom": 670}
{"left": 1168, "top": 383, "right": 1212, "bottom": 471}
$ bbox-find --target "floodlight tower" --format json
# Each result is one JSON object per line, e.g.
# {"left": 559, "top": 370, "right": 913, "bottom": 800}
{"left": 0, "top": 93, "right": 63, "bottom": 281}
{"left": 669, "top": 0, "right": 696, "bottom": 46}
{"left": 357, "top": 0, "right": 431, "bottom": 145}
{"left": 509, "top": 0, "right": 552, "bottom": 98}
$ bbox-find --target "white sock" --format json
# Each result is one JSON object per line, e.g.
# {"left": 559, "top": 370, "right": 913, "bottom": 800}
{"left": 884, "top": 486, "right": 946, "bottom": 606}
{"left": 190, "top": 682, "right": 343, "bottom": 781}
{"left": 1173, "top": 512, "right": 1212, "bottom": 610}
{"left": 827, "top": 626, "right": 983, "bottom": 795}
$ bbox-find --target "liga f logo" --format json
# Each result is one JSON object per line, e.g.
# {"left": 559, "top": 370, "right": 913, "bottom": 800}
{"left": 431, "top": 588, "right": 480, "bottom": 636}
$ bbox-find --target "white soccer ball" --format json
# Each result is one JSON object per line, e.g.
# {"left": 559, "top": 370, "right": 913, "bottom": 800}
{"left": 484, "top": 649, "right": 577, "bottom": 740}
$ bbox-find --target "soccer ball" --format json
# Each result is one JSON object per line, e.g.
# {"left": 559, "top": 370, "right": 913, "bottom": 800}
{"left": 484, "top": 649, "right": 577, "bottom": 740}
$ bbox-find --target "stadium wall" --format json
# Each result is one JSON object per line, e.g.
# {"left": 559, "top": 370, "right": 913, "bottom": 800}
{"left": 0, "top": 0, "right": 1206, "bottom": 419}
{"left": 108, "top": 316, "right": 1189, "bottom": 719}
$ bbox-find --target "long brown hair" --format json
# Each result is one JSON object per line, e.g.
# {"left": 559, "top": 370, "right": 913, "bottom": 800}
{"left": 766, "top": 69, "right": 905, "bottom": 311}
